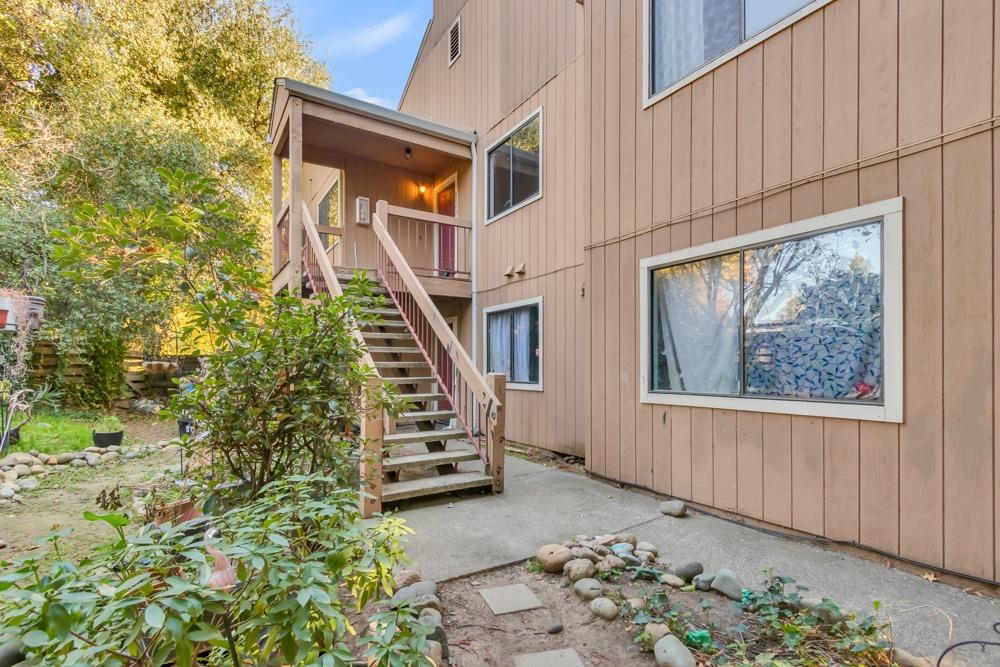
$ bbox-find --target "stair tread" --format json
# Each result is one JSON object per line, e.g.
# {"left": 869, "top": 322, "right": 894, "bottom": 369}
{"left": 382, "top": 471, "right": 493, "bottom": 503}
{"left": 368, "top": 346, "right": 422, "bottom": 354}
{"left": 382, "top": 450, "right": 480, "bottom": 472}
{"left": 398, "top": 392, "right": 446, "bottom": 401}
{"left": 363, "top": 332, "right": 414, "bottom": 340}
{"left": 384, "top": 428, "right": 466, "bottom": 445}
{"left": 382, "top": 377, "right": 437, "bottom": 384}
{"left": 398, "top": 409, "right": 456, "bottom": 423}
{"left": 361, "top": 308, "right": 402, "bottom": 316}
{"left": 376, "top": 361, "right": 430, "bottom": 368}
{"left": 361, "top": 321, "right": 409, "bottom": 329}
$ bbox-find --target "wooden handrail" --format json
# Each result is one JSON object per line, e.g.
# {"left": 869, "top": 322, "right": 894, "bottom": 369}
{"left": 273, "top": 200, "right": 290, "bottom": 228}
{"left": 300, "top": 203, "right": 377, "bottom": 372}
{"left": 386, "top": 204, "right": 472, "bottom": 229}
{"left": 371, "top": 207, "right": 499, "bottom": 409}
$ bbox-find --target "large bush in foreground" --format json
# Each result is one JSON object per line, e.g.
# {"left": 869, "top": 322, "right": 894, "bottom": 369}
{"left": 0, "top": 475, "right": 430, "bottom": 666}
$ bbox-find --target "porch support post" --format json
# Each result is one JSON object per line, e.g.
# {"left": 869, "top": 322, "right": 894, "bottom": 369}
{"left": 487, "top": 373, "right": 506, "bottom": 494}
{"left": 271, "top": 154, "right": 282, "bottom": 279}
{"left": 288, "top": 97, "right": 304, "bottom": 296}
{"left": 359, "top": 375, "right": 384, "bottom": 518}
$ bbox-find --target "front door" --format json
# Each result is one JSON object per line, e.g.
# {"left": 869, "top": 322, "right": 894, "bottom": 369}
{"left": 435, "top": 179, "right": 457, "bottom": 277}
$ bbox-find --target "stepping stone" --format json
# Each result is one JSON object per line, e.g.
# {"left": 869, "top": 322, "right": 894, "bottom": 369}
{"left": 514, "top": 648, "right": 585, "bottom": 667}
{"left": 478, "top": 583, "right": 543, "bottom": 615}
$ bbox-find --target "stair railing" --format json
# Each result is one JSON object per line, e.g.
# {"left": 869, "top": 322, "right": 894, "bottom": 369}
{"left": 371, "top": 200, "right": 506, "bottom": 494}
{"left": 300, "top": 203, "right": 384, "bottom": 516}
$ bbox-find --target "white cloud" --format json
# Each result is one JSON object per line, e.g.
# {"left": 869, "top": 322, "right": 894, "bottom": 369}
{"left": 342, "top": 87, "right": 394, "bottom": 108}
{"left": 321, "top": 12, "right": 416, "bottom": 59}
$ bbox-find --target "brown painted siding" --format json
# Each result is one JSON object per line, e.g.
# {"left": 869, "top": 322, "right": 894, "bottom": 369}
{"left": 582, "top": 0, "right": 999, "bottom": 582}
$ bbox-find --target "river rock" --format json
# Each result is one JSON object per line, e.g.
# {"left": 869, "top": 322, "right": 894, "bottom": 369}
{"left": 693, "top": 572, "right": 716, "bottom": 591}
{"left": 661, "top": 573, "right": 686, "bottom": 588}
{"left": 0, "top": 486, "right": 14, "bottom": 499}
{"left": 536, "top": 544, "right": 573, "bottom": 573}
{"left": 563, "top": 558, "right": 596, "bottom": 582}
{"left": 418, "top": 608, "right": 447, "bottom": 656}
{"left": 572, "top": 578, "right": 603, "bottom": 600}
{"left": 634, "top": 550, "right": 655, "bottom": 564}
{"left": 29, "top": 464, "right": 44, "bottom": 475}
{"left": 591, "top": 544, "right": 610, "bottom": 557}
{"left": 0, "top": 470, "right": 15, "bottom": 483}
{"left": 636, "top": 541, "right": 658, "bottom": 556}
{"left": 614, "top": 533, "right": 638, "bottom": 547}
{"left": 611, "top": 542, "right": 634, "bottom": 556}
{"left": 54, "top": 452, "right": 80, "bottom": 464}
{"left": 124, "top": 450, "right": 142, "bottom": 460}
{"left": 70, "top": 458, "right": 87, "bottom": 467}
{"left": 423, "top": 640, "right": 443, "bottom": 667}
{"left": 392, "top": 580, "right": 437, "bottom": 603}
{"left": 405, "top": 594, "right": 442, "bottom": 613}
{"left": 710, "top": 568, "right": 744, "bottom": 601}
{"left": 107, "top": 445, "right": 122, "bottom": 452}
{"left": 653, "top": 634, "right": 696, "bottom": 667}
{"left": 394, "top": 568, "right": 422, "bottom": 589}
{"left": 589, "top": 597, "right": 618, "bottom": 620}
{"left": 17, "top": 477, "right": 39, "bottom": 491}
{"left": 0, "top": 453, "right": 39, "bottom": 467}
{"left": 670, "top": 560, "right": 703, "bottom": 582}
{"left": 570, "top": 546, "right": 600, "bottom": 563}
{"left": 546, "top": 622, "right": 563, "bottom": 634}
{"left": 11, "top": 464, "right": 29, "bottom": 478}
{"left": 605, "top": 555, "right": 626, "bottom": 569}
{"left": 85, "top": 447, "right": 103, "bottom": 454}
{"left": 645, "top": 622, "right": 671, "bottom": 644}
{"left": 659, "top": 500, "right": 688, "bottom": 517}
{"left": 84, "top": 452, "right": 101, "bottom": 466}
{"left": 101, "top": 451, "right": 121, "bottom": 463}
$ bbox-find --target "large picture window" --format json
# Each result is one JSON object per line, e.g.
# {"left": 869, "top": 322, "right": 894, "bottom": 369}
{"left": 487, "top": 111, "right": 541, "bottom": 222}
{"left": 648, "top": 0, "right": 814, "bottom": 98}
{"left": 484, "top": 298, "right": 542, "bottom": 389}
{"left": 640, "top": 198, "right": 903, "bottom": 422}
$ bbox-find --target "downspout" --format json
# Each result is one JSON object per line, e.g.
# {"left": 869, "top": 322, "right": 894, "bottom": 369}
{"left": 470, "top": 135, "right": 479, "bottom": 377}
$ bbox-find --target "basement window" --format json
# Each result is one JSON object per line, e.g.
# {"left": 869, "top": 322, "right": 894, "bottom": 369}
{"left": 639, "top": 198, "right": 903, "bottom": 422}
{"left": 448, "top": 16, "right": 461, "bottom": 66}
{"left": 484, "top": 297, "right": 542, "bottom": 390}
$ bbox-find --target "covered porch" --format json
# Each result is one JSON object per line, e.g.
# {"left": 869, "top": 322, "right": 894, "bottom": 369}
{"left": 268, "top": 78, "right": 476, "bottom": 300}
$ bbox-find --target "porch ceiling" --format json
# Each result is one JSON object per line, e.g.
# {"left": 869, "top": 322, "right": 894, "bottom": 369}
{"left": 270, "top": 78, "right": 474, "bottom": 174}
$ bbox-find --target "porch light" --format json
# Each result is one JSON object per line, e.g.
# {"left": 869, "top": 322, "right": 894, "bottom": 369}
{"left": 419, "top": 184, "right": 427, "bottom": 194}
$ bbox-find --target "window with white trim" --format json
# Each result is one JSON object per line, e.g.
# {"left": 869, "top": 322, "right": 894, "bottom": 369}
{"left": 649, "top": 0, "right": 811, "bottom": 96}
{"left": 487, "top": 111, "right": 541, "bottom": 221}
{"left": 640, "top": 198, "right": 903, "bottom": 422}
{"left": 485, "top": 300, "right": 541, "bottom": 387}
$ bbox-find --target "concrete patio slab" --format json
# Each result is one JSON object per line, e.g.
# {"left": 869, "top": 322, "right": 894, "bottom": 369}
{"left": 478, "top": 582, "right": 544, "bottom": 615}
{"left": 513, "top": 648, "right": 586, "bottom": 667}
{"left": 396, "top": 455, "right": 1000, "bottom": 664}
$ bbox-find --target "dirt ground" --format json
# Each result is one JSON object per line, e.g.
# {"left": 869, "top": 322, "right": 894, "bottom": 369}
{"left": 437, "top": 562, "right": 748, "bottom": 666}
{"left": 0, "top": 415, "right": 178, "bottom": 563}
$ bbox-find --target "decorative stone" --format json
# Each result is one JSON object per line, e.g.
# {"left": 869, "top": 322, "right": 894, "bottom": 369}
{"left": 636, "top": 541, "right": 658, "bottom": 556}
{"left": 536, "top": 544, "right": 573, "bottom": 573}
{"left": 418, "top": 608, "right": 447, "bottom": 656}
{"left": 591, "top": 544, "right": 610, "bottom": 557}
{"left": 614, "top": 533, "right": 638, "bottom": 547}
{"left": 0, "top": 470, "right": 15, "bottom": 483}
{"left": 670, "top": 560, "right": 704, "bottom": 582}
{"left": 572, "top": 578, "right": 603, "bottom": 601}
{"left": 70, "top": 458, "right": 87, "bottom": 467}
{"left": 0, "top": 486, "right": 14, "bottom": 499}
{"left": 693, "top": 572, "right": 716, "bottom": 591}
{"left": 659, "top": 500, "right": 688, "bottom": 517}
{"left": 423, "top": 639, "right": 443, "bottom": 666}
{"left": 611, "top": 542, "right": 634, "bottom": 555}
{"left": 392, "top": 580, "right": 437, "bottom": 603}
{"left": 46, "top": 456, "right": 58, "bottom": 465}
{"left": 107, "top": 445, "right": 122, "bottom": 452}
{"left": 661, "top": 573, "right": 686, "bottom": 588}
{"left": 84, "top": 452, "right": 101, "bottom": 466}
{"left": 0, "top": 453, "right": 39, "bottom": 467}
{"left": 653, "top": 634, "right": 696, "bottom": 667}
{"left": 17, "top": 477, "right": 39, "bottom": 491}
{"left": 101, "top": 451, "right": 121, "bottom": 463}
{"left": 394, "top": 568, "right": 422, "bottom": 589}
{"left": 645, "top": 622, "right": 670, "bottom": 644}
{"left": 563, "top": 558, "right": 596, "bottom": 582}
{"left": 124, "top": 451, "right": 142, "bottom": 460}
{"left": 569, "top": 546, "right": 600, "bottom": 563}
{"left": 634, "top": 550, "right": 655, "bottom": 564}
{"left": 605, "top": 555, "right": 626, "bottom": 569}
{"left": 29, "top": 465, "right": 44, "bottom": 475}
{"left": 11, "top": 464, "right": 29, "bottom": 478}
{"left": 53, "top": 452, "right": 80, "bottom": 464}
{"left": 573, "top": 534, "right": 593, "bottom": 544}
{"left": 418, "top": 607, "right": 442, "bottom": 625}
{"left": 589, "top": 597, "right": 619, "bottom": 620}
{"left": 710, "top": 569, "right": 744, "bottom": 601}
{"left": 546, "top": 622, "right": 563, "bottom": 635}
{"left": 595, "top": 559, "right": 614, "bottom": 573}
{"left": 627, "top": 597, "right": 646, "bottom": 610}
{"left": 406, "top": 594, "right": 442, "bottom": 613}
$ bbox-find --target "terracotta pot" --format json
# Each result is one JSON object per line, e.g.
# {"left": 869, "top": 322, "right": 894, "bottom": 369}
{"left": 154, "top": 498, "right": 200, "bottom": 526}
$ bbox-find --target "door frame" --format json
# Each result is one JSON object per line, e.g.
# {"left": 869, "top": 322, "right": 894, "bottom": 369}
{"left": 433, "top": 173, "right": 458, "bottom": 276}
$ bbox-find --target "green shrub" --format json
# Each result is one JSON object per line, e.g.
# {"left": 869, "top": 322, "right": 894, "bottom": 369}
{"left": 0, "top": 474, "right": 428, "bottom": 666}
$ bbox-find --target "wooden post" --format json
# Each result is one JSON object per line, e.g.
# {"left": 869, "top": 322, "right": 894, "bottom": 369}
{"left": 271, "top": 154, "right": 282, "bottom": 278}
{"left": 288, "top": 97, "right": 304, "bottom": 296}
{"left": 487, "top": 373, "right": 506, "bottom": 494}
{"left": 359, "top": 375, "right": 383, "bottom": 518}
{"left": 376, "top": 199, "right": 388, "bottom": 225}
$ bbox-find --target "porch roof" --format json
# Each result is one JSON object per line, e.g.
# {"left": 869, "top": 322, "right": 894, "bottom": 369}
{"left": 269, "top": 79, "right": 475, "bottom": 173}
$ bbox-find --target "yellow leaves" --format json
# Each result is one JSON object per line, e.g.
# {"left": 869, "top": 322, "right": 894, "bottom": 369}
{"left": 921, "top": 571, "right": 940, "bottom": 583}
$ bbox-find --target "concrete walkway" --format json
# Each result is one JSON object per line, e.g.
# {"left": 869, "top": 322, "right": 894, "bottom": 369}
{"left": 396, "top": 455, "right": 999, "bottom": 664}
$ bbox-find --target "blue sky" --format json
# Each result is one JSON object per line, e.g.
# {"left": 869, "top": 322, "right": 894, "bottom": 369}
{"left": 285, "top": 0, "right": 433, "bottom": 109}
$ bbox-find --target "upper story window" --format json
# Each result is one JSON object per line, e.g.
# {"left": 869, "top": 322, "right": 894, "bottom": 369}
{"left": 649, "top": 0, "right": 813, "bottom": 98}
{"left": 448, "top": 16, "right": 461, "bottom": 66}
{"left": 486, "top": 110, "right": 542, "bottom": 223}
{"left": 639, "top": 198, "right": 903, "bottom": 422}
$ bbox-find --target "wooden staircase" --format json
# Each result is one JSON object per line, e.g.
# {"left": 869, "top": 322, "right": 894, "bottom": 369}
{"left": 339, "top": 268, "right": 495, "bottom": 504}
{"left": 294, "top": 199, "right": 505, "bottom": 517}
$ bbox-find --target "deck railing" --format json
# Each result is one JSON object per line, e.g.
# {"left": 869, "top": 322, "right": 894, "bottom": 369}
{"left": 275, "top": 202, "right": 290, "bottom": 271}
{"left": 384, "top": 204, "right": 472, "bottom": 281}
{"left": 372, "top": 201, "right": 505, "bottom": 492}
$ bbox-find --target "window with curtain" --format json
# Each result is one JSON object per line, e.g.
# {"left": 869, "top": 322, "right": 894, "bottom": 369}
{"left": 487, "top": 112, "right": 541, "bottom": 220}
{"left": 649, "top": 0, "right": 811, "bottom": 95}
{"left": 650, "top": 221, "right": 883, "bottom": 403}
{"left": 486, "top": 301, "right": 541, "bottom": 385}
{"left": 317, "top": 178, "right": 339, "bottom": 249}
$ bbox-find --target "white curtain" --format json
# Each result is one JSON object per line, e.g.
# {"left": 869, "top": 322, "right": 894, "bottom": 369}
{"left": 512, "top": 307, "right": 533, "bottom": 383}
{"left": 488, "top": 311, "right": 512, "bottom": 377}
{"left": 651, "top": 0, "right": 741, "bottom": 94}
{"left": 653, "top": 255, "right": 739, "bottom": 394}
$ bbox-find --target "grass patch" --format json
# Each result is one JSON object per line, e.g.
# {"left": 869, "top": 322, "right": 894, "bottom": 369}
{"left": 11, "top": 410, "right": 116, "bottom": 454}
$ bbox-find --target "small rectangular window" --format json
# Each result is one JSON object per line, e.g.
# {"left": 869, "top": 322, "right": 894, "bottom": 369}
{"left": 448, "top": 16, "right": 461, "bottom": 66}
{"left": 487, "top": 111, "right": 541, "bottom": 221}
{"left": 649, "top": 0, "right": 811, "bottom": 96}
{"left": 486, "top": 300, "right": 541, "bottom": 387}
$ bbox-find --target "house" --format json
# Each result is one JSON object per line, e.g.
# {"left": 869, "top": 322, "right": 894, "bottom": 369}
{"left": 269, "top": 0, "right": 1000, "bottom": 585}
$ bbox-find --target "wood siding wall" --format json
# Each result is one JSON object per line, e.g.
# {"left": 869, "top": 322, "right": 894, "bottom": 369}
{"left": 401, "top": 0, "right": 588, "bottom": 456}
{"left": 585, "top": 0, "right": 1000, "bottom": 582}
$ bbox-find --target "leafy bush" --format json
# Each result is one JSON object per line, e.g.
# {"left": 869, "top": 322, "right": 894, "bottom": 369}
{"left": 0, "top": 475, "right": 428, "bottom": 666}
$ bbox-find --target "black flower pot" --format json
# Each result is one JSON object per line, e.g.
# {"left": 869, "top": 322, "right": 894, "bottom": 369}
{"left": 177, "top": 418, "right": 193, "bottom": 438}
{"left": 92, "top": 430, "right": 124, "bottom": 448}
